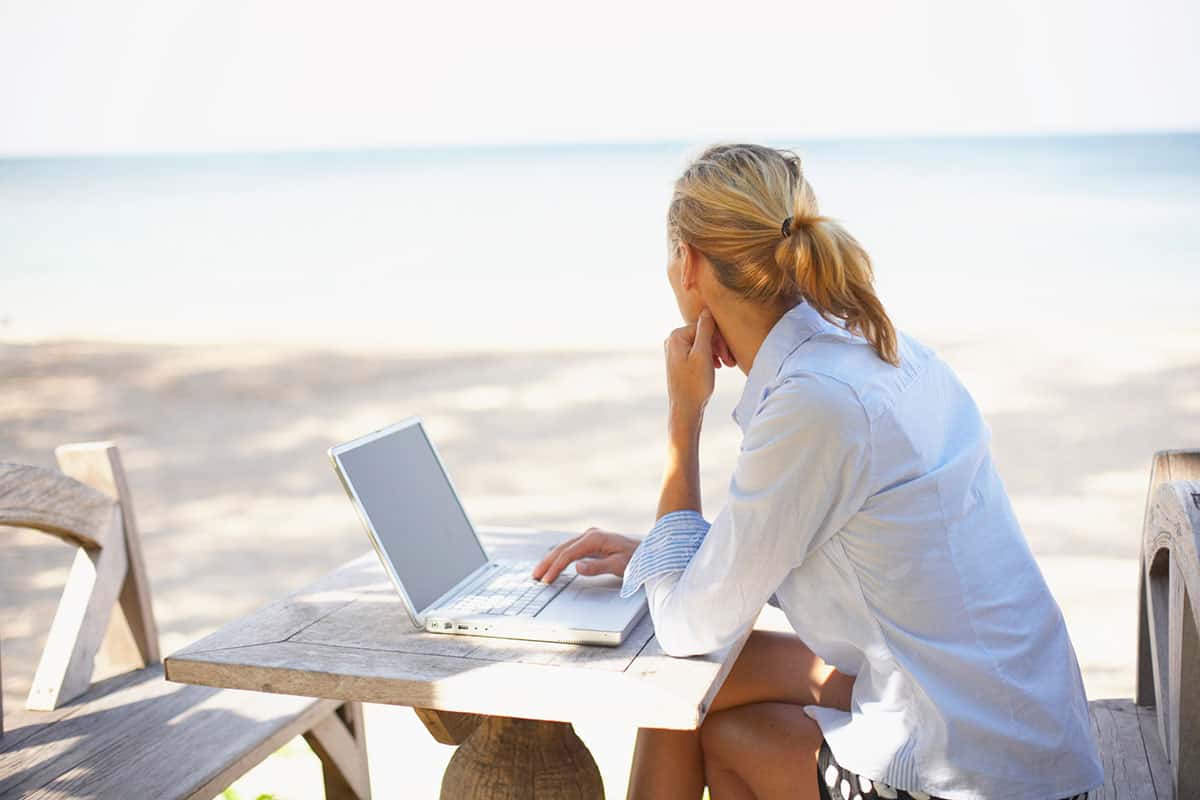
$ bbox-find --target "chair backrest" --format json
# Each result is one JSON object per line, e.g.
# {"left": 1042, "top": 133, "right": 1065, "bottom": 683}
{"left": 0, "top": 442, "right": 160, "bottom": 730}
{"left": 1135, "top": 449, "right": 1200, "bottom": 798}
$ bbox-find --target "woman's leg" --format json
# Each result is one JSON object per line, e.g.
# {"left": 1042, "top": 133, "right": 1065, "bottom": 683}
{"left": 625, "top": 630, "right": 854, "bottom": 800}
{"left": 701, "top": 702, "right": 825, "bottom": 799}
{"left": 707, "top": 630, "right": 855, "bottom": 714}
{"left": 626, "top": 728, "right": 707, "bottom": 800}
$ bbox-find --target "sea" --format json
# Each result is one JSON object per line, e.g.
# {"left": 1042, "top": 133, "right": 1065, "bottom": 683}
{"left": 1, "top": 133, "right": 1196, "bottom": 351}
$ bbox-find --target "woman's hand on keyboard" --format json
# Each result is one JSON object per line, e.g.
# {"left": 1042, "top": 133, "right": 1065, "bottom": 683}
{"left": 531, "top": 528, "right": 640, "bottom": 584}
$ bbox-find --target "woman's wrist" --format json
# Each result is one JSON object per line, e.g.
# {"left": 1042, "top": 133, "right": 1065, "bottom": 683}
{"left": 665, "top": 416, "right": 701, "bottom": 475}
{"left": 667, "top": 403, "right": 703, "bottom": 443}
{"left": 659, "top": 407, "right": 703, "bottom": 518}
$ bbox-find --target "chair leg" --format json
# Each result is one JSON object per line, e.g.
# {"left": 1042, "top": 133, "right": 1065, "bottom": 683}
{"left": 303, "top": 701, "right": 372, "bottom": 799}
{"left": 26, "top": 505, "right": 128, "bottom": 711}
{"left": 1137, "top": 549, "right": 1156, "bottom": 706}
{"left": 56, "top": 442, "right": 161, "bottom": 671}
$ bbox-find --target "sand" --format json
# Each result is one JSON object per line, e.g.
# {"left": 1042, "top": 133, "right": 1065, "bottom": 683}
{"left": 2, "top": 322, "right": 1197, "bottom": 797}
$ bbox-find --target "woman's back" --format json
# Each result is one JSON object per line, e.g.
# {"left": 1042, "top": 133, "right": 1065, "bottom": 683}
{"left": 540, "top": 141, "right": 1106, "bottom": 798}
{"left": 766, "top": 304, "right": 1103, "bottom": 799}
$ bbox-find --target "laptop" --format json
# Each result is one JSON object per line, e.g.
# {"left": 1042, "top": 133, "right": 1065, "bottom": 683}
{"left": 328, "top": 417, "right": 649, "bottom": 646}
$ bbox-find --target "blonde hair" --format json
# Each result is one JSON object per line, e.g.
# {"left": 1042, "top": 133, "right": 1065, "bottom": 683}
{"left": 668, "top": 143, "right": 899, "bottom": 367}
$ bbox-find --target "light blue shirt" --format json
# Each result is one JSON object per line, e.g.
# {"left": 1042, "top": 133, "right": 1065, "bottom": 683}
{"left": 620, "top": 300, "right": 1104, "bottom": 800}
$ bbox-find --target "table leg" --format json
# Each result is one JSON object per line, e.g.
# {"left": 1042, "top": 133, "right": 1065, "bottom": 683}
{"left": 415, "top": 709, "right": 604, "bottom": 799}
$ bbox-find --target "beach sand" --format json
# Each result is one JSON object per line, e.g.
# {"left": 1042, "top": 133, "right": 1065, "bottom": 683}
{"left": 2, "top": 324, "right": 1197, "bottom": 797}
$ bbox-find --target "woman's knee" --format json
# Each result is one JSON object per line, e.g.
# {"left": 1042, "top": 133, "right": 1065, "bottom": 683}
{"left": 700, "top": 703, "right": 826, "bottom": 794}
{"left": 699, "top": 707, "right": 749, "bottom": 778}
{"left": 712, "top": 630, "right": 853, "bottom": 713}
{"left": 701, "top": 702, "right": 823, "bottom": 765}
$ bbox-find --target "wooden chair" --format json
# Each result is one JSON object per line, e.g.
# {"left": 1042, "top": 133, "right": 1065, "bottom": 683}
{"left": 1088, "top": 449, "right": 1200, "bottom": 799}
{"left": 0, "top": 442, "right": 372, "bottom": 799}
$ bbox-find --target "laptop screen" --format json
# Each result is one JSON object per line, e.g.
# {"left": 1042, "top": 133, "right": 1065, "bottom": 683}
{"left": 335, "top": 421, "right": 489, "bottom": 612}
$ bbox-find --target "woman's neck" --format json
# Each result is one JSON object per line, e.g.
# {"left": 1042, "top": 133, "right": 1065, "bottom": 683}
{"left": 711, "top": 296, "right": 794, "bottom": 377}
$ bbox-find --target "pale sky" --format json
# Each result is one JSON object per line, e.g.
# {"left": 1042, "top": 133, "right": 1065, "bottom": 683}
{"left": 1, "top": 0, "right": 1197, "bottom": 158}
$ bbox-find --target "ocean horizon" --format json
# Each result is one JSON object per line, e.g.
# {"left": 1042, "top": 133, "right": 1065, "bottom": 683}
{"left": 3, "top": 132, "right": 1197, "bottom": 352}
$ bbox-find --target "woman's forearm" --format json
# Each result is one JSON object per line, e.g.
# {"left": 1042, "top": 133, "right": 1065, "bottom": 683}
{"left": 657, "top": 406, "right": 704, "bottom": 519}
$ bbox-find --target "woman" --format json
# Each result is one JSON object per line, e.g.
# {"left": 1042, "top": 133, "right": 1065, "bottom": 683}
{"left": 532, "top": 143, "right": 1103, "bottom": 800}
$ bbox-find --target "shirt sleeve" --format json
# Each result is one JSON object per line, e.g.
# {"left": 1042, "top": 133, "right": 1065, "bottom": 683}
{"left": 620, "top": 511, "right": 780, "bottom": 608}
{"left": 620, "top": 509, "right": 711, "bottom": 597}
{"left": 629, "top": 373, "right": 873, "bottom": 657}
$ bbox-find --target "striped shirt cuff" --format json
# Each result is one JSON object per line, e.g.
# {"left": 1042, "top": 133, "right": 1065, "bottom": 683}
{"left": 619, "top": 509, "right": 711, "bottom": 598}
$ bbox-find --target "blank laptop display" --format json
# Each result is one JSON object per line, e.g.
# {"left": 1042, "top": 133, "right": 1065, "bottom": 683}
{"left": 334, "top": 423, "right": 487, "bottom": 612}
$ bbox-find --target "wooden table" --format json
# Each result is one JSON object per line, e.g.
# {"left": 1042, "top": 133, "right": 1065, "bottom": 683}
{"left": 163, "top": 527, "right": 751, "bottom": 798}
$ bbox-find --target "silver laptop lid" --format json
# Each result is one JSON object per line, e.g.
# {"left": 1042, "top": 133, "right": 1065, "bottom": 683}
{"left": 329, "top": 417, "right": 489, "bottom": 615}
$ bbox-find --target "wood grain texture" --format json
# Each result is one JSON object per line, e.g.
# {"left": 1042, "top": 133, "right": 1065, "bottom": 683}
{"left": 0, "top": 460, "right": 131, "bottom": 709}
{"left": 302, "top": 702, "right": 372, "bottom": 800}
{"left": 439, "top": 717, "right": 603, "bottom": 800}
{"left": 1132, "top": 451, "right": 1200, "bottom": 800}
{"left": 1138, "top": 450, "right": 1200, "bottom": 707}
{"left": 0, "top": 664, "right": 340, "bottom": 799}
{"left": 1136, "top": 695, "right": 1175, "bottom": 800}
{"left": 165, "top": 532, "right": 751, "bottom": 730}
{"left": 25, "top": 503, "right": 127, "bottom": 710}
{"left": 56, "top": 441, "right": 162, "bottom": 670}
{"left": 2, "top": 446, "right": 371, "bottom": 799}
{"left": 1149, "top": 479, "right": 1200, "bottom": 798}
{"left": 0, "top": 462, "right": 117, "bottom": 550}
{"left": 1088, "top": 698, "right": 1170, "bottom": 800}
{"left": 415, "top": 708, "right": 485, "bottom": 745}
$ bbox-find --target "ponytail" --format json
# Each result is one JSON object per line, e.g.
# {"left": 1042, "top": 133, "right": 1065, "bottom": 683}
{"left": 669, "top": 142, "right": 900, "bottom": 367}
{"left": 780, "top": 215, "right": 899, "bottom": 367}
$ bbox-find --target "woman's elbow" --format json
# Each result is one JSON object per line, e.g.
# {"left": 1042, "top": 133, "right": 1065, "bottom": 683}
{"left": 647, "top": 587, "right": 746, "bottom": 657}
{"left": 653, "top": 619, "right": 741, "bottom": 658}
{"left": 655, "top": 628, "right": 707, "bottom": 658}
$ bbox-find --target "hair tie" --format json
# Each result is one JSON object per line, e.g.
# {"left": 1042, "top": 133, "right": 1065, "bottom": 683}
{"left": 781, "top": 216, "right": 794, "bottom": 238}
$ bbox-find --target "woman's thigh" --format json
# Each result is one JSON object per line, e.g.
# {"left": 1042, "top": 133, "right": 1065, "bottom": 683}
{"left": 711, "top": 630, "right": 855, "bottom": 714}
{"left": 701, "top": 701, "right": 825, "bottom": 799}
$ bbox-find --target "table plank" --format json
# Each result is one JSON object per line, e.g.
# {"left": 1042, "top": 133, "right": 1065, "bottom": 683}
{"left": 169, "top": 554, "right": 374, "bottom": 652}
{"left": 165, "top": 528, "right": 750, "bottom": 730}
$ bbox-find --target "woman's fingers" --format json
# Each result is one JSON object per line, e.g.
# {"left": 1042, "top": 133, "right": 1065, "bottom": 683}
{"left": 532, "top": 530, "right": 639, "bottom": 583}
{"left": 691, "top": 309, "right": 715, "bottom": 360}
{"left": 538, "top": 533, "right": 605, "bottom": 583}
{"left": 713, "top": 326, "right": 737, "bottom": 368}
{"left": 719, "top": 338, "right": 736, "bottom": 366}
{"left": 531, "top": 534, "right": 583, "bottom": 580}
{"left": 533, "top": 529, "right": 608, "bottom": 582}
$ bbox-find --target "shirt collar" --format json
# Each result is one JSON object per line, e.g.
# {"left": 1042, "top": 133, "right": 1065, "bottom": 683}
{"left": 731, "top": 299, "right": 831, "bottom": 433}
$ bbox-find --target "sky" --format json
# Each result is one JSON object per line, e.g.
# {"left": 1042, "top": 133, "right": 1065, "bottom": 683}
{"left": 2, "top": 0, "right": 1197, "bottom": 158}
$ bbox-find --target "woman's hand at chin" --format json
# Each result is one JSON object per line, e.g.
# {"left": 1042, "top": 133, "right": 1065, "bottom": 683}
{"left": 712, "top": 324, "right": 736, "bottom": 369}
{"left": 666, "top": 307, "right": 726, "bottom": 422}
{"left": 530, "top": 527, "right": 640, "bottom": 584}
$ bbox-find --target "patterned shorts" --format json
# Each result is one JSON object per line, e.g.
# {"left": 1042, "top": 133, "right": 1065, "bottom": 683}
{"left": 815, "top": 739, "right": 1090, "bottom": 800}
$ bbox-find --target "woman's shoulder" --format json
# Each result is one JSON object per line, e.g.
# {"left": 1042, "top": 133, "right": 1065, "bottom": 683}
{"left": 773, "top": 327, "right": 939, "bottom": 426}
{"left": 742, "top": 370, "right": 877, "bottom": 508}
{"left": 750, "top": 370, "right": 873, "bottom": 455}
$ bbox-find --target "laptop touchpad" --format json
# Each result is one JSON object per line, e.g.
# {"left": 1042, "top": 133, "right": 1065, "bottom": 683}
{"left": 535, "top": 573, "right": 645, "bottom": 629}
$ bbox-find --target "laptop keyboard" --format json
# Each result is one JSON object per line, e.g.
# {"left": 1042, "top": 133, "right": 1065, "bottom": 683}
{"left": 443, "top": 562, "right": 576, "bottom": 617}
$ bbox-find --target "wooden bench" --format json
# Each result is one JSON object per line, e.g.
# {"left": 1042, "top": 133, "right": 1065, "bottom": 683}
{"left": 0, "top": 442, "right": 372, "bottom": 799}
{"left": 1088, "top": 449, "right": 1199, "bottom": 799}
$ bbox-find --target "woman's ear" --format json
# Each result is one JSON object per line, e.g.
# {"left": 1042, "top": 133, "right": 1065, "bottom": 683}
{"left": 679, "top": 242, "right": 698, "bottom": 292}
